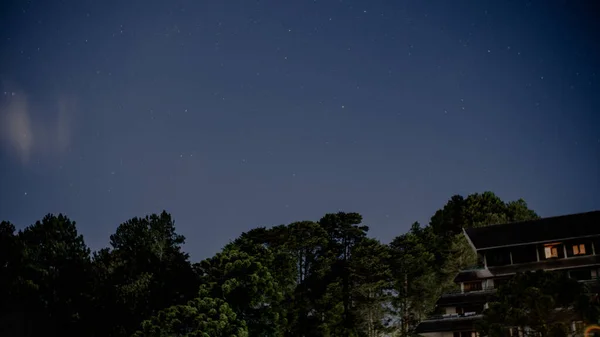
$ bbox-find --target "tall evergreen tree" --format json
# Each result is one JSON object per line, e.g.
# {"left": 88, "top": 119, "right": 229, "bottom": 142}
{"left": 10, "top": 215, "right": 92, "bottom": 337}
{"left": 91, "top": 211, "right": 198, "bottom": 337}
{"left": 350, "top": 238, "right": 394, "bottom": 337}
{"left": 318, "top": 212, "right": 369, "bottom": 337}
{"left": 389, "top": 223, "right": 438, "bottom": 336}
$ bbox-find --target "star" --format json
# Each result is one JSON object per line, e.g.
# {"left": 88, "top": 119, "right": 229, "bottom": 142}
{"left": 2, "top": 0, "right": 598, "bottom": 272}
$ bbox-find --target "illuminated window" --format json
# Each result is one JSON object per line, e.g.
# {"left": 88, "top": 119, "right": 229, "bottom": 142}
{"left": 544, "top": 244, "right": 559, "bottom": 258}
{"left": 573, "top": 244, "right": 586, "bottom": 255}
{"left": 463, "top": 281, "right": 482, "bottom": 292}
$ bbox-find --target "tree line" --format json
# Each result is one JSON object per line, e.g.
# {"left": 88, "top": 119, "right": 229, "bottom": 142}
{"left": 0, "top": 191, "right": 593, "bottom": 337}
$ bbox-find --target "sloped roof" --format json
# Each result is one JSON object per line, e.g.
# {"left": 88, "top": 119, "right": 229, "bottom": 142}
{"left": 436, "top": 290, "right": 495, "bottom": 306}
{"left": 415, "top": 314, "right": 481, "bottom": 333}
{"left": 453, "top": 268, "right": 494, "bottom": 282}
{"left": 464, "top": 210, "right": 600, "bottom": 251}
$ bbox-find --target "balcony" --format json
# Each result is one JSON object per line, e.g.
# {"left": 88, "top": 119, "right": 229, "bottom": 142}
{"left": 442, "top": 285, "right": 495, "bottom": 297}
{"left": 415, "top": 313, "right": 483, "bottom": 333}
{"left": 462, "top": 264, "right": 486, "bottom": 271}
{"left": 424, "top": 312, "right": 481, "bottom": 321}
{"left": 488, "top": 254, "right": 600, "bottom": 276}
{"left": 437, "top": 286, "right": 496, "bottom": 306}
{"left": 455, "top": 253, "right": 600, "bottom": 283}
{"left": 454, "top": 267, "right": 494, "bottom": 283}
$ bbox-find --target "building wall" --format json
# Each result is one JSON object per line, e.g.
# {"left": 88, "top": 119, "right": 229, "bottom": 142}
{"left": 421, "top": 332, "right": 456, "bottom": 337}
{"left": 483, "top": 238, "right": 598, "bottom": 272}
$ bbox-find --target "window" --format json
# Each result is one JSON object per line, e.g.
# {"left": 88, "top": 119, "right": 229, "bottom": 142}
{"left": 573, "top": 244, "right": 586, "bottom": 255}
{"left": 486, "top": 249, "right": 511, "bottom": 266}
{"left": 511, "top": 245, "right": 538, "bottom": 264}
{"left": 544, "top": 244, "right": 559, "bottom": 258}
{"left": 463, "top": 281, "right": 483, "bottom": 292}
{"left": 570, "top": 269, "right": 592, "bottom": 281}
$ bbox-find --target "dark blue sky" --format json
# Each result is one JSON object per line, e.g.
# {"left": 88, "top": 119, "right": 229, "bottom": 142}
{"left": 1, "top": 0, "right": 599, "bottom": 260}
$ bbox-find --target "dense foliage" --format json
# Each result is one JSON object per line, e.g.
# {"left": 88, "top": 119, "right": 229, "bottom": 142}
{"left": 476, "top": 270, "right": 600, "bottom": 337}
{"left": 0, "top": 191, "right": 562, "bottom": 337}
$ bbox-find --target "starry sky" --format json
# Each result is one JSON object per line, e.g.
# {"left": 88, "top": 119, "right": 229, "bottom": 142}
{"left": 0, "top": 0, "right": 599, "bottom": 261}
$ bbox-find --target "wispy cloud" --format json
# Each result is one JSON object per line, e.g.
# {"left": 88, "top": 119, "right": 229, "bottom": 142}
{"left": 0, "top": 84, "right": 76, "bottom": 166}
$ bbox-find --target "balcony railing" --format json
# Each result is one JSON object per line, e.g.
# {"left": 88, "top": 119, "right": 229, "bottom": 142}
{"left": 423, "top": 312, "right": 482, "bottom": 321}
{"left": 441, "top": 286, "right": 496, "bottom": 296}
{"left": 461, "top": 264, "right": 486, "bottom": 271}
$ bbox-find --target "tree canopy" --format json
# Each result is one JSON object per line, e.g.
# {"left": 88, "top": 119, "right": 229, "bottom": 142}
{"left": 1, "top": 191, "right": 590, "bottom": 337}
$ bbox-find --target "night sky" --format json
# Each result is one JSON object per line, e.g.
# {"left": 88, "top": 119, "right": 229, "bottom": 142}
{"left": 1, "top": 0, "right": 599, "bottom": 261}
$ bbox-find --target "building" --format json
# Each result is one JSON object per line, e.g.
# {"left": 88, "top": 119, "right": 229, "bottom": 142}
{"left": 415, "top": 210, "right": 600, "bottom": 337}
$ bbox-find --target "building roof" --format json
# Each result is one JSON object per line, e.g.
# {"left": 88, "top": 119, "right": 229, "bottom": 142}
{"left": 436, "top": 290, "right": 495, "bottom": 306}
{"left": 415, "top": 314, "right": 482, "bottom": 333}
{"left": 464, "top": 210, "right": 600, "bottom": 251}
{"left": 453, "top": 267, "right": 494, "bottom": 282}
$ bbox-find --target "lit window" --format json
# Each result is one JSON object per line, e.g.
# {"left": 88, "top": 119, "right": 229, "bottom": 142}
{"left": 544, "top": 245, "right": 558, "bottom": 258}
{"left": 573, "top": 244, "right": 586, "bottom": 255}
{"left": 463, "top": 281, "right": 483, "bottom": 292}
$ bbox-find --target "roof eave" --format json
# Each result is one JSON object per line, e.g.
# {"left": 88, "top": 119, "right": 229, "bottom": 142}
{"left": 463, "top": 227, "right": 478, "bottom": 253}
